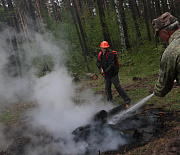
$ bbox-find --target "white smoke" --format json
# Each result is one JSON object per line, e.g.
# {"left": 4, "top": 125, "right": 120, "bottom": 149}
{"left": 28, "top": 68, "right": 117, "bottom": 154}
{"left": 0, "top": 123, "right": 11, "bottom": 151}
{"left": 0, "top": 26, "right": 127, "bottom": 154}
{"left": 0, "top": 28, "right": 13, "bottom": 103}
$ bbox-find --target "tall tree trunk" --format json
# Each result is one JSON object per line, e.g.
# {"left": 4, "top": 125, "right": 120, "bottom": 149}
{"left": 47, "top": 0, "right": 52, "bottom": 20}
{"left": 174, "top": 0, "right": 180, "bottom": 19}
{"left": 2, "top": 0, "right": 19, "bottom": 77}
{"left": 142, "top": 0, "right": 151, "bottom": 41}
{"left": 103, "top": 0, "right": 108, "bottom": 13}
{"left": 128, "top": 0, "right": 142, "bottom": 43}
{"left": 119, "top": 0, "right": 130, "bottom": 50}
{"left": 15, "top": 1, "right": 29, "bottom": 68}
{"left": 51, "top": 0, "right": 59, "bottom": 23}
{"left": 114, "top": 0, "right": 125, "bottom": 49}
{"left": 77, "top": 0, "right": 83, "bottom": 14}
{"left": 56, "top": 1, "right": 63, "bottom": 21}
{"left": 7, "top": 0, "right": 23, "bottom": 77}
{"left": 75, "top": 0, "right": 82, "bottom": 18}
{"left": 72, "top": 0, "right": 90, "bottom": 72}
{"left": 17, "top": 3, "right": 26, "bottom": 37}
{"left": 39, "top": 0, "right": 50, "bottom": 22}
{"left": 26, "top": 0, "right": 38, "bottom": 31}
{"left": 137, "top": 0, "right": 142, "bottom": 17}
{"left": 81, "top": 0, "right": 90, "bottom": 22}
{"left": 97, "top": 0, "right": 112, "bottom": 48}
{"left": 7, "top": 0, "right": 20, "bottom": 32}
{"left": 73, "top": 0, "right": 89, "bottom": 55}
{"left": 68, "top": 0, "right": 84, "bottom": 53}
{"left": 39, "top": 0, "right": 43, "bottom": 10}
{"left": 87, "top": 0, "right": 92, "bottom": 17}
{"left": 35, "top": 0, "right": 43, "bottom": 25}
{"left": 154, "top": 0, "right": 161, "bottom": 17}
{"left": 147, "top": 0, "right": 155, "bottom": 23}
{"left": 133, "top": 0, "right": 140, "bottom": 19}
{"left": 161, "top": 0, "right": 169, "bottom": 13}
{"left": 168, "top": 0, "right": 177, "bottom": 17}
{"left": 152, "top": 0, "right": 157, "bottom": 18}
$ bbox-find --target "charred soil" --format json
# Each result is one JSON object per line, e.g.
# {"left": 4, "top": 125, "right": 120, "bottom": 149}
{"left": 77, "top": 74, "right": 180, "bottom": 155}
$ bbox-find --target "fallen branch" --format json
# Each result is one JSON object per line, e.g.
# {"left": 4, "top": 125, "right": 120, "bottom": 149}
{"left": 86, "top": 73, "right": 98, "bottom": 80}
{"left": 120, "top": 59, "right": 133, "bottom": 67}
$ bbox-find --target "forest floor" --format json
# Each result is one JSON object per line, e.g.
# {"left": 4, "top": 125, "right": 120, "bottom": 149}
{"left": 82, "top": 73, "right": 180, "bottom": 155}
{"left": 0, "top": 73, "right": 179, "bottom": 155}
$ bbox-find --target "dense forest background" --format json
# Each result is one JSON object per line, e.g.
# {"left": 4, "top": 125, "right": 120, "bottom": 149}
{"left": 0, "top": 0, "right": 180, "bottom": 77}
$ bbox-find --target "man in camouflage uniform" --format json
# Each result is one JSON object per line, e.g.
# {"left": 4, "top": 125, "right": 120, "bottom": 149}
{"left": 152, "top": 12, "right": 180, "bottom": 97}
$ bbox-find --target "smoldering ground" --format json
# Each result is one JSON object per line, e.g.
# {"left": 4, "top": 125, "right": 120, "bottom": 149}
{"left": 0, "top": 27, "right": 129, "bottom": 154}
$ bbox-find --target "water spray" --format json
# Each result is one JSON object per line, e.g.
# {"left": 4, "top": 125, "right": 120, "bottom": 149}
{"left": 108, "top": 93, "right": 154, "bottom": 124}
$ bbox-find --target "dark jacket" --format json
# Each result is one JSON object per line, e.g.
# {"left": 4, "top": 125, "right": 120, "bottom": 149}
{"left": 96, "top": 51, "right": 119, "bottom": 78}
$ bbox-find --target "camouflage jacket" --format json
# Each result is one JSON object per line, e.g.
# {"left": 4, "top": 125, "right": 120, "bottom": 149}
{"left": 154, "top": 29, "right": 180, "bottom": 97}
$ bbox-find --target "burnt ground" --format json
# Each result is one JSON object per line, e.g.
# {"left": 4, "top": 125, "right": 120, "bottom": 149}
{"left": 0, "top": 74, "right": 180, "bottom": 155}
{"left": 73, "top": 74, "right": 180, "bottom": 155}
{"left": 87, "top": 74, "right": 180, "bottom": 155}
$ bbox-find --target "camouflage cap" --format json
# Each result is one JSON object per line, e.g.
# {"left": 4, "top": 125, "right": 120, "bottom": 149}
{"left": 152, "top": 12, "right": 177, "bottom": 36}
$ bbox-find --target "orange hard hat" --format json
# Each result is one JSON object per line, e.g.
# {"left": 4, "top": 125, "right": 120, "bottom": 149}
{"left": 100, "top": 41, "right": 110, "bottom": 48}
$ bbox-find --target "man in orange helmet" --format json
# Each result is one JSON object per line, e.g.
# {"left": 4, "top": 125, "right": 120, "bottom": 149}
{"left": 96, "top": 41, "right": 131, "bottom": 105}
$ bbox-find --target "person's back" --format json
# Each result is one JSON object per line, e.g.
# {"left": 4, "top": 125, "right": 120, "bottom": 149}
{"left": 152, "top": 12, "right": 180, "bottom": 97}
{"left": 164, "top": 29, "right": 180, "bottom": 85}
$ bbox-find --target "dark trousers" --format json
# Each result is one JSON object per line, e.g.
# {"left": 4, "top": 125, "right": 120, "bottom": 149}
{"left": 105, "top": 75, "right": 130, "bottom": 103}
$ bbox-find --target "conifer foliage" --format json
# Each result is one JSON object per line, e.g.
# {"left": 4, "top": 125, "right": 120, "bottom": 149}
{"left": 0, "top": 0, "right": 179, "bottom": 75}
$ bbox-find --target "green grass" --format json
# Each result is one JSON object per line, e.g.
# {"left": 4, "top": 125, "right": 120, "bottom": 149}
{"left": 0, "top": 42, "right": 179, "bottom": 125}
{"left": 0, "top": 108, "right": 21, "bottom": 125}
{"left": 79, "top": 42, "right": 179, "bottom": 111}
{"left": 0, "top": 102, "right": 35, "bottom": 125}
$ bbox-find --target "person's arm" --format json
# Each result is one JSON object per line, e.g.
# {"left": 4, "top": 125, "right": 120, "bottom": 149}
{"left": 96, "top": 52, "right": 101, "bottom": 68}
{"left": 96, "top": 58, "right": 101, "bottom": 68}
{"left": 154, "top": 53, "right": 176, "bottom": 97}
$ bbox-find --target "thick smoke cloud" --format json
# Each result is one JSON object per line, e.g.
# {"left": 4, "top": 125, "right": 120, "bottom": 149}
{"left": 28, "top": 68, "right": 116, "bottom": 154}
{"left": 0, "top": 26, "right": 127, "bottom": 154}
{"left": 0, "top": 28, "right": 14, "bottom": 103}
{"left": 0, "top": 123, "right": 10, "bottom": 151}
